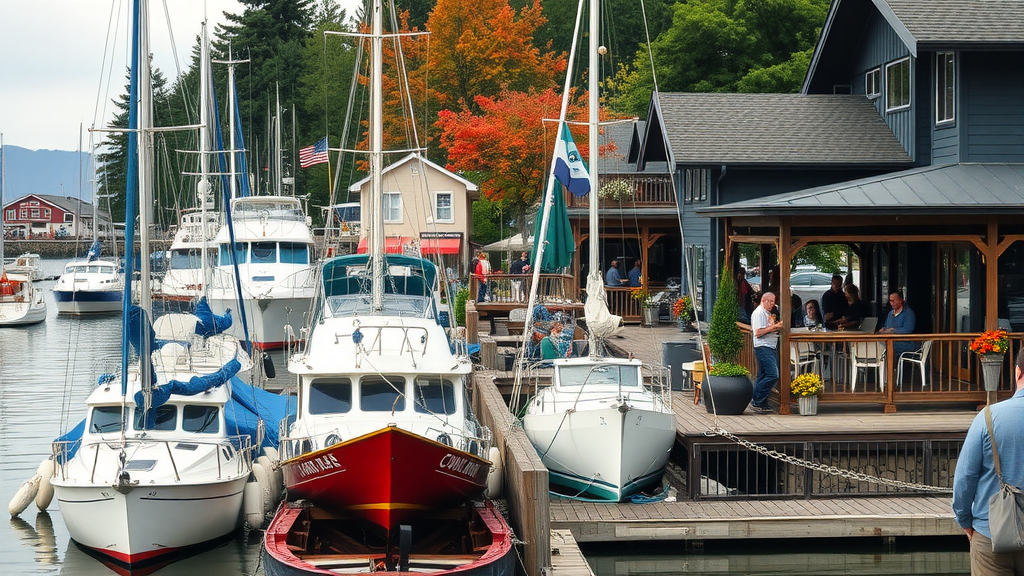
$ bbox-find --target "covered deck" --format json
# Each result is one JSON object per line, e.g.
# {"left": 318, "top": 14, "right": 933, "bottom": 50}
{"left": 701, "top": 163, "right": 1024, "bottom": 414}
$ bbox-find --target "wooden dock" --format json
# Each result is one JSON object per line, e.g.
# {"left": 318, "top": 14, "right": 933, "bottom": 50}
{"left": 472, "top": 323, "right": 976, "bottom": 576}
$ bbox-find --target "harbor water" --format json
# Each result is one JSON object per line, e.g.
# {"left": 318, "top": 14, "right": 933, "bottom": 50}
{"left": 0, "top": 259, "right": 970, "bottom": 575}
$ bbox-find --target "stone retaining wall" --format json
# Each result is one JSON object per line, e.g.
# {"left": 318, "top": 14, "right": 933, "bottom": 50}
{"left": 3, "top": 239, "right": 172, "bottom": 259}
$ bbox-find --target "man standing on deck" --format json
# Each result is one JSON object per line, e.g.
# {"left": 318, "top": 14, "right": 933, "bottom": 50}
{"left": 953, "top": 353, "right": 1024, "bottom": 574}
{"left": 750, "top": 292, "right": 783, "bottom": 414}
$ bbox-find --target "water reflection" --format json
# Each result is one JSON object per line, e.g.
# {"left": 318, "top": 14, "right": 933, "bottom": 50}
{"left": 58, "top": 532, "right": 262, "bottom": 576}
{"left": 9, "top": 512, "right": 59, "bottom": 567}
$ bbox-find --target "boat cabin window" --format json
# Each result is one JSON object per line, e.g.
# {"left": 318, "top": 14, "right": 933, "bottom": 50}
{"left": 133, "top": 405, "right": 177, "bottom": 431}
{"left": 90, "top": 406, "right": 124, "bottom": 433}
{"left": 251, "top": 242, "right": 277, "bottom": 264}
{"left": 557, "top": 364, "right": 641, "bottom": 388}
{"left": 360, "top": 376, "right": 406, "bottom": 412}
{"left": 100, "top": 266, "right": 115, "bottom": 274}
{"left": 183, "top": 406, "right": 220, "bottom": 433}
{"left": 169, "top": 250, "right": 206, "bottom": 270}
{"left": 280, "top": 243, "right": 309, "bottom": 264}
{"left": 87, "top": 265, "right": 101, "bottom": 273}
{"left": 413, "top": 378, "right": 457, "bottom": 415}
{"left": 309, "top": 379, "right": 353, "bottom": 414}
{"left": 219, "top": 243, "right": 249, "bottom": 265}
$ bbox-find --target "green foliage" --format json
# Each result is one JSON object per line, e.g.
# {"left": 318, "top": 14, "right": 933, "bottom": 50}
{"left": 793, "top": 244, "right": 848, "bottom": 274}
{"left": 708, "top": 265, "right": 743, "bottom": 366}
{"left": 470, "top": 196, "right": 513, "bottom": 247}
{"left": 737, "top": 48, "right": 814, "bottom": 93}
{"left": 454, "top": 287, "right": 470, "bottom": 325}
{"left": 708, "top": 362, "right": 751, "bottom": 377}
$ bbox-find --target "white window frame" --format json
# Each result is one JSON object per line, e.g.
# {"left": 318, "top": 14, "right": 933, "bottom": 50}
{"left": 885, "top": 57, "right": 911, "bottom": 112}
{"left": 64, "top": 213, "right": 74, "bottom": 223}
{"left": 5, "top": 209, "right": 13, "bottom": 220}
{"left": 865, "top": 68, "right": 881, "bottom": 99}
{"left": 433, "top": 191, "right": 454, "bottom": 224}
{"left": 936, "top": 51, "right": 955, "bottom": 125}
{"left": 383, "top": 192, "right": 403, "bottom": 223}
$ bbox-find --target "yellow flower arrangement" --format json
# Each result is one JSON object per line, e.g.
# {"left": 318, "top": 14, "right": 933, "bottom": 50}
{"left": 970, "top": 329, "right": 1009, "bottom": 356}
{"left": 631, "top": 288, "right": 654, "bottom": 306}
{"left": 790, "top": 373, "right": 824, "bottom": 397}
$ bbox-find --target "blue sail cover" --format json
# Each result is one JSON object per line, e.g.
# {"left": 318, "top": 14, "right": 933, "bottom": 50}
{"left": 87, "top": 240, "right": 102, "bottom": 262}
{"left": 135, "top": 358, "right": 241, "bottom": 416}
{"left": 194, "top": 297, "right": 232, "bottom": 336}
{"left": 226, "top": 376, "right": 293, "bottom": 449}
{"left": 54, "top": 420, "right": 86, "bottom": 464}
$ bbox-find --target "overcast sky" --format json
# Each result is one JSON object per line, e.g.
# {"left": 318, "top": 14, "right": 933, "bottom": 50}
{"left": 0, "top": 0, "right": 360, "bottom": 152}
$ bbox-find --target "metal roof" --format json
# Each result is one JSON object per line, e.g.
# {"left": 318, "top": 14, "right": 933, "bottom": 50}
{"left": 656, "top": 93, "right": 913, "bottom": 166}
{"left": 697, "top": 163, "right": 1024, "bottom": 217}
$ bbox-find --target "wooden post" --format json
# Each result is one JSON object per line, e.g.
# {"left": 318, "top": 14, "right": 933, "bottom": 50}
{"left": 466, "top": 301, "right": 479, "bottom": 345}
{"left": 986, "top": 217, "right": 999, "bottom": 406}
{"left": 778, "top": 219, "right": 792, "bottom": 415}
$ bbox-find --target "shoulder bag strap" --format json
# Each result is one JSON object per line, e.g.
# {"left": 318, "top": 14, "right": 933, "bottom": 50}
{"left": 984, "top": 406, "right": 1006, "bottom": 484}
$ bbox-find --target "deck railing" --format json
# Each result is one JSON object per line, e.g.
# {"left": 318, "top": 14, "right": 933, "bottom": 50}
{"left": 471, "top": 273, "right": 577, "bottom": 306}
{"left": 564, "top": 174, "right": 675, "bottom": 208}
{"left": 734, "top": 326, "right": 1021, "bottom": 409}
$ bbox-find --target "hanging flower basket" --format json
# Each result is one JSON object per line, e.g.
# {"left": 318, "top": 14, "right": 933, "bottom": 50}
{"left": 970, "top": 330, "right": 1009, "bottom": 391}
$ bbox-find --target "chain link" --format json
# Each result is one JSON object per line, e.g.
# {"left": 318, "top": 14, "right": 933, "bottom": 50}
{"left": 705, "top": 426, "right": 953, "bottom": 494}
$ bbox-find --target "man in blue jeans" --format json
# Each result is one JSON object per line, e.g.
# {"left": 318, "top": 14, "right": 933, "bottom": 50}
{"left": 953, "top": 352, "right": 1024, "bottom": 574}
{"left": 750, "top": 291, "right": 783, "bottom": 414}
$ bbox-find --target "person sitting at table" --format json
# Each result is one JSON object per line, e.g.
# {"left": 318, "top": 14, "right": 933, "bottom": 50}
{"left": 879, "top": 290, "right": 917, "bottom": 356}
{"left": 605, "top": 259, "right": 628, "bottom": 287}
{"left": 803, "top": 299, "right": 823, "bottom": 328}
{"left": 790, "top": 294, "right": 804, "bottom": 328}
{"left": 832, "top": 284, "right": 870, "bottom": 331}
{"left": 821, "top": 274, "right": 848, "bottom": 326}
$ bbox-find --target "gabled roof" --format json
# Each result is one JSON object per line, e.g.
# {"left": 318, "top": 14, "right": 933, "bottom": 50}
{"left": 598, "top": 120, "right": 639, "bottom": 174}
{"left": 697, "top": 163, "right": 1024, "bottom": 217}
{"left": 803, "top": 0, "right": 1024, "bottom": 93}
{"left": 3, "top": 194, "right": 109, "bottom": 220}
{"left": 348, "top": 153, "right": 479, "bottom": 193}
{"left": 655, "top": 93, "right": 912, "bottom": 166}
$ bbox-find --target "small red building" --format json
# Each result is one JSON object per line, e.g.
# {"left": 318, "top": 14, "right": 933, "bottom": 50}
{"left": 2, "top": 194, "right": 110, "bottom": 240}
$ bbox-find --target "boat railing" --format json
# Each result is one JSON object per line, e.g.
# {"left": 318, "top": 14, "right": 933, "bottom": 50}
{"left": 51, "top": 434, "right": 254, "bottom": 482}
{"left": 422, "top": 425, "right": 492, "bottom": 458}
{"left": 345, "top": 323, "right": 433, "bottom": 359}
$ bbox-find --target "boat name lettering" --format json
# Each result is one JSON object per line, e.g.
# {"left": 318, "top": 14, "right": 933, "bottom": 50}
{"left": 297, "top": 454, "right": 341, "bottom": 477}
{"left": 439, "top": 454, "right": 481, "bottom": 478}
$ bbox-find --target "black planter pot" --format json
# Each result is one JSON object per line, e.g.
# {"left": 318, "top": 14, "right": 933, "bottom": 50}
{"left": 703, "top": 375, "right": 754, "bottom": 415}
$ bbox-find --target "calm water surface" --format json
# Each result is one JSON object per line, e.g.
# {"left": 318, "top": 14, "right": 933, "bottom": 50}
{"left": 1, "top": 260, "right": 970, "bottom": 575}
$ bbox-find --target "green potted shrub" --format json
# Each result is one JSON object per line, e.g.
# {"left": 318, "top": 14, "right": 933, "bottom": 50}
{"left": 703, "top": 266, "right": 753, "bottom": 415}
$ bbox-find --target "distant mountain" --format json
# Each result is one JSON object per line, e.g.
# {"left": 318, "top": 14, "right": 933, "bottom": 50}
{"left": 1, "top": 145, "right": 91, "bottom": 204}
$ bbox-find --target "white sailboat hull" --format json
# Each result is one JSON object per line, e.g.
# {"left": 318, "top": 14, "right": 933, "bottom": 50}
{"left": 208, "top": 288, "right": 313, "bottom": 349}
{"left": 0, "top": 282, "right": 47, "bottom": 326}
{"left": 524, "top": 403, "right": 675, "bottom": 500}
{"left": 53, "top": 476, "right": 246, "bottom": 564}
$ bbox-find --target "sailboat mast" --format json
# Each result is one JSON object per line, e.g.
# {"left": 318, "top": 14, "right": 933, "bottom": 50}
{"left": 200, "top": 20, "right": 211, "bottom": 291}
{"left": 228, "top": 46, "right": 238, "bottom": 200}
{"left": 369, "top": 0, "right": 385, "bottom": 311}
{"left": 275, "top": 84, "right": 283, "bottom": 197}
{"left": 138, "top": 0, "right": 152, "bottom": 320}
{"left": 1, "top": 134, "right": 5, "bottom": 272}
{"left": 587, "top": 0, "right": 600, "bottom": 357}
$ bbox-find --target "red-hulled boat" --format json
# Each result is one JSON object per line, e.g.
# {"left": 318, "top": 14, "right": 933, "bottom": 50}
{"left": 263, "top": 500, "right": 515, "bottom": 576}
{"left": 281, "top": 426, "right": 491, "bottom": 530}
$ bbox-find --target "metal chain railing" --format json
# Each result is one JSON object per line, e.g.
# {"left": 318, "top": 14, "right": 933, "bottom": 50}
{"left": 705, "top": 426, "right": 954, "bottom": 494}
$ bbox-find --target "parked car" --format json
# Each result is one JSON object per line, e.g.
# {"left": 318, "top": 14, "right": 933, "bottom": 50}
{"left": 789, "top": 270, "right": 834, "bottom": 306}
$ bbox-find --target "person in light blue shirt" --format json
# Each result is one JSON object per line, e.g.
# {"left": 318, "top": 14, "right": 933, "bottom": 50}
{"left": 879, "top": 290, "right": 917, "bottom": 357}
{"left": 605, "top": 260, "right": 626, "bottom": 287}
{"left": 628, "top": 261, "right": 642, "bottom": 287}
{"left": 953, "top": 352, "right": 1024, "bottom": 572}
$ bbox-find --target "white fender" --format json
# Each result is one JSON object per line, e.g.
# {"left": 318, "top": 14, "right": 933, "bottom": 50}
{"left": 256, "top": 455, "right": 281, "bottom": 507}
{"left": 262, "top": 447, "right": 283, "bottom": 497}
{"left": 485, "top": 447, "right": 503, "bottom": 499}
{"left": 252, "top": 462, "right": 273, "bottom": 514}
{"left": 243, "top": 481, "right": 264, "bottom": 530}
{"left": 9, "top": 476, "right": 40, "bottom": 517}
{"left": 35, "top": 459, "right": 55, "bottom": 511}
{"left": 263, "top": 446, "right": 280, "bottom": 463}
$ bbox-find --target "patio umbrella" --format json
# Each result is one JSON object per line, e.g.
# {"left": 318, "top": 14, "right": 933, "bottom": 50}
{"left": 531, "top": 183, "right": 575, "bottom": 272}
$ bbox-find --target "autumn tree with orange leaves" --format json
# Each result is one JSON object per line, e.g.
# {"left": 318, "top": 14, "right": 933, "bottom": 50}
{"left": 425, "top": 0, "right": 566, "bottom": 112}
{"left": 437, "top": 88, "right": 591, "bottom": 239}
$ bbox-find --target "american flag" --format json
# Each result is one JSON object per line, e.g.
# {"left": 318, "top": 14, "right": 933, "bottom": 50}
{"left": 299, "top": 137, "right": 329, "bottom": 168}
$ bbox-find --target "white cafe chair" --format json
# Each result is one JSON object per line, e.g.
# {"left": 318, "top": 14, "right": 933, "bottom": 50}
{"left": 790, "top": 341, "right": 821, "bottom": 376}
{"left": 849, "top": 341, "right": 886, "bottom": 392}
{"left": 897, "top": 340, "right": 933, "bottom": 389}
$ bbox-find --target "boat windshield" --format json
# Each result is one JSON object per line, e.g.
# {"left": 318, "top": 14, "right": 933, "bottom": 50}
{"left": 327, "top": 294, "right": 434, "bottom": 319}
{"left": 557, "top": 364, "right": 641, "bottom": 388}
{"left": 413, "top": 377, "right": 457, "bottom": 415}
{"left": 232, "top": 199, "right": 305, "bottom": 222}
{"left": 169, "top": 250, "right": 207, "bottom": 270}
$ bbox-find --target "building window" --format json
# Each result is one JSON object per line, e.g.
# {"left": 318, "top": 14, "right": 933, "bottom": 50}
{"left": 434, "top": 192, "right": 453, "bottom": 223}
{"left": 44, "top": 208, "right": 51, "bottom": 218}
{"left": 936, "top": 52, "right": 955, "bottom": 124}
{"left": 20, "top": 207, "right": 28, "bottom": 219}
{"left": 885, "top": 57, "right": 911, "bottom": 112}
{"left": 684, "top": 244, "right": 706, "bottom": 314}
{"left": 29, "top": 200, "right": 39, "bottom": 206}
{"left": 5, "top": 209, "right": 13, "bottom": 220}
{"left": 684, "top": 168, "right": 711, "bottom": 203}
{"left": 383, "top": 193, "right": 402, "bottom": 223}
{"left": 865, "top": 68, "right": 881, "bottom": 99}
{"left": 30, "top": 208, "right": 40, "bottom": 219}
{"left": 64, "top": 213, "right": 74, "bottom": 223}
